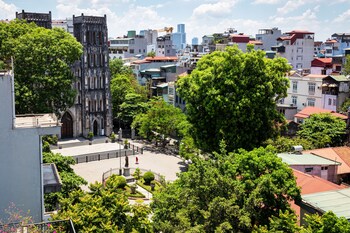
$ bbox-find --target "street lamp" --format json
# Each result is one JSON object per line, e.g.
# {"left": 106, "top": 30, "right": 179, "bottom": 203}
{"left": 118, "top": 128, "right": 122, "bottom": 175}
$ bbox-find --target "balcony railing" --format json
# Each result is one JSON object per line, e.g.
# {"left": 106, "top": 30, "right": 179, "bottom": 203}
{"left": 0, "top": 219, "right": 76, "bottom": 233}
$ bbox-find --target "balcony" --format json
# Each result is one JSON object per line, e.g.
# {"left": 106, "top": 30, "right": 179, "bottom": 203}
{"left": 0, "top": 219, "right": 76, "bottom": 233}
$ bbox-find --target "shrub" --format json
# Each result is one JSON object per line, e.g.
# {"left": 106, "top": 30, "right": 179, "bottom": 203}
{"left": 143, "top": 171, "right": 155, "bottom": 185}
{"left": 106, "top": 175, "right": 127, "bottom": 189}
{"left": 87, "top": 131, "right": 94, "bottom": 140}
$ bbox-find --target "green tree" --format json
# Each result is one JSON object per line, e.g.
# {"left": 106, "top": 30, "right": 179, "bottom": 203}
{"left": 109, "top": 58, "right": 133, "bottom": 76}
{"left": 342, "top": 55, "right": 350, "bottom": 76}
{"left": 177, "top": 46, "right": 291, "bottom": 153}
{"left": 53, "top": 177, "right": 152, "bottom": 232}
{"left": 118, "top": 93, "right": 148, "bottom": 127}
{"left": 110, "top": 60, "right": 147, "bottom": 128}
{"left": 151, "top": 146, "right": 301, "bottom": 232}
{"left": 265, "top": 136, "right": 315, "bottom": 153}
{"left": 297, "top": 113, "right": 346, "bottom": 148}
{"left": 43, "top": 152, "right": 87, "bottom": 211}
{"left": 301, "top": 211, "right": 350, "bottom": 233}
{"left": 0, "top": 20, "right": 83, "bottom": 115}
{"left": 132, "top": 98, "right": 188, "bottom": 146}
{"left": 147, "top": 51, "right": 156, "bottom": 58}
{"left": 341, "top": 98, "right": 350, "bottom": 112}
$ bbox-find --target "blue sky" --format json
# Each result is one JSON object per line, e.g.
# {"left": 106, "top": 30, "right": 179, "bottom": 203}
{"left": 1, "top": 0, "right": 350, "bottom": 43}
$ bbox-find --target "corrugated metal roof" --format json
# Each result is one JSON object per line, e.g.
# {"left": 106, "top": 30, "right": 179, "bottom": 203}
{"left": 302, "top": 188, "right": 350, "bottom": 219}
{"left": 329, "top": 75, "right": 350, "bottom": 82}
{"left": 277, "top": 153, "right": 340, "bottom": 165}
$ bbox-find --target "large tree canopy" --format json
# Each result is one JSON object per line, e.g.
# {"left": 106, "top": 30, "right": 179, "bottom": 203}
{"left": 132, "top": 97, "right": 188, "bottom": 146}
{"left": 297, "top": 113, "right": 346, "bottom": 148}
{"left": 109, "top": 59, "right": 147, "bottom": 128}
{"left": 0, "top": 20, "right": 83, "bottom": 116}
{"left": 177, "top": 46, "right": 291, "bottom": 152}
{"left": 151, "top": 146, "right": 301, "bottom": 232}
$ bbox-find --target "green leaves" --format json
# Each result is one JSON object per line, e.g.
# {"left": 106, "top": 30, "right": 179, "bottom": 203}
{"left": 297, "top": 113, "right": 346, "bottom": 148}
{"left": 177, "top": 46, "right": 291, "bottom": 153}
{"left": 132, "top": 98, "right": 188, "bottom": 146}
{"left": 0, "top": 20, "right": 82, "bottom": 115}
{"left": 151, "top": 147, "right": 300, "bottom": 232}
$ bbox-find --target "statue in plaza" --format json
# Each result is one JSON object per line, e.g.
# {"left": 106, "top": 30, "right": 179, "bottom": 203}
{"left": 125, "top": 155, "right": 129, "bottom": 167}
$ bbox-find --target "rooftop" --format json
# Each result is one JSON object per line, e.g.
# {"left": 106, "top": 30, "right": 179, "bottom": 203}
{"left": 15, "top": 113, "right": 59, "bottom": 128}
{"left": 294, "top": 106, "right": 347, "bottom": 120}
{"left": 307, "top": 147, "right": 350, "bottom": 175}
{"left": 277, "top": 152, "right": 340, "bottom": 166}
{"left": 301, "top": 188, "right": 350, "bottom": 219}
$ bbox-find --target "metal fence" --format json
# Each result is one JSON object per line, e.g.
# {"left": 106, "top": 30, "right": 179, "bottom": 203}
{"left": 102, "top": 167, "right": 163, "bottom": 184}
{"left": 73, "top": 144, "right": 143, "bottom": 164}
{"left": 0, "top": 219, "right": 76, "bottom": 233}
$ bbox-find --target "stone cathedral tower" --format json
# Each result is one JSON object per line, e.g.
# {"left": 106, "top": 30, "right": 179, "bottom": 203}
{"left": 60, "top": 14, "right": 113, "bottom": 138}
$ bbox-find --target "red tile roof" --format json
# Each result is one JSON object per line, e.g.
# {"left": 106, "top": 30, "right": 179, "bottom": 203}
{"left": 145, "top": 56, "right": 178, "bottom": 61}
{"left": 311, "top": 58, "right": 332, "bottom": 68}
{"left": 291, "top": 169, "right": 345, "bottom": 223}
{"left": 325, "top": 39, "right": 337, "bottom": 44}
{"left": 230, "top": 34, "right": 250, "bottom": 43}
{"left": 294, "top": 106, "right": 347, "bottom": 120}
{"left": 306, "top": 147, "right": 350, "bottom": 175}
{"left": 249, "top": 40, "right": 263, "bottom": 45}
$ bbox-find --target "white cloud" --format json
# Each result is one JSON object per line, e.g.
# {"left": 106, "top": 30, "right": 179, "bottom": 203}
{"left": 192, "top": 0, "right": 239, "bottom": 17}
{"left": 0, "top": 0, "right": 18, "bottom": 20}
{"left": 333, "top": 8, "right": 350, "bottom": 22}
{"left": 252, "top": 0, "right": 280, "bottom": 4}
{"left": 56, "top": 3, "right": 169, "bottom": 38}
{"left": 277, "top": 0, "right": 305, "bottom": 14}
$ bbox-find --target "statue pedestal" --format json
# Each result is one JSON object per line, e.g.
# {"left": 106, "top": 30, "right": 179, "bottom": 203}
{"left": 123, "top": 167, "right": 130, "bottom": 177}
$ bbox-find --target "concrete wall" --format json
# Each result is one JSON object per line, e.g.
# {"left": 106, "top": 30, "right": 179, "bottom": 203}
{"left": 0, "top": 73, "right": 60, "bottom": 223}
{"left": 290, "top": 164, "right": 338, "bottom": 183}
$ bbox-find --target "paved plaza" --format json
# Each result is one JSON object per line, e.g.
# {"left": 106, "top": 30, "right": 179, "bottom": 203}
{"left": 52, "top": 140, "right": 186, "bottom": 190}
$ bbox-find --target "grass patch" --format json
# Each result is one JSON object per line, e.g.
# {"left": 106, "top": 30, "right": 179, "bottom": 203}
{"left": 136, "top": 179, "right": 163, "bottom": 194}
{"left": 124, "top": 185, "right": 145, "bottom": 198}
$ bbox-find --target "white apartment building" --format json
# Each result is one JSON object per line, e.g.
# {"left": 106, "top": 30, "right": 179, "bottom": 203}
{"left": 255, "top": 27, "right": 282, "bottom": 51}
{"left": 273, "top": 30, "right": 315, "bottom": 70}
{"left": 283, "top": 72, "right": 325, "bottom": 111}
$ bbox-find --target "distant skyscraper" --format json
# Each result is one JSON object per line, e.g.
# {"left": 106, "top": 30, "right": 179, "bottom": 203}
{"left": 172, "top": 23, "right": 186, "bottom": 51}
{"left": 192, "top": 37, "right": 199, "bottom": 45}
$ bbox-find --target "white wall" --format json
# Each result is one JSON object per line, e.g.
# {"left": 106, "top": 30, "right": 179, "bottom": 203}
{"left": 285, "top": 75, "right": 323, "bottom": 111}
{"left": 0, "top": 74, "right": 60, "bottom": 223}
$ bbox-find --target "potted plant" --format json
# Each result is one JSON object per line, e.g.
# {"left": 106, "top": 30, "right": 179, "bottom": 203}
{"left": 87, "top": 131, "right": 94, "bottom": 141}
{"left": 124, "top": 139, "right": 129, "bottom": 149}
{"left": 110, "top": 132, "right": 116, "bottom": 143}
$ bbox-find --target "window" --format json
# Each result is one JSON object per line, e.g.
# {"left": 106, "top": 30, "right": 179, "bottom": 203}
{"left": 279, "top": 98, "right": 285, "bottom": 104}
{"left": 129, "top": 49, "right": 134, "bottom": 54}
{"left": 305, "top": 167, "right": 313, "bottom": 173}
{"left": 292, "top": 96, "right": 297, "bottom": 106}
{"left": 292, "top": 81, "right": 298, "bottom": 93}
{"left": 333, "top": 99, "right": 337, "bottom": 106}
{"left": 321, "top": 166, "right": 328, "bottom": 170}
{"left": 328, "top": 98, "right": 332, "bottom": 105}
{"left": 308, "top": 82, "right": 316, "bottom": 94}
{"left": 307, "top": 98, "right": 315, "bottom": 107}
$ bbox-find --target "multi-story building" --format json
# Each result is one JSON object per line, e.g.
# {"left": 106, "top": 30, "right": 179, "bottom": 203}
{"left": 322, "top": 75, "right": 350, "bottom": 111}
{"left": 0, "top": 71, "right": 60, "bottom": 222}
{"left": 16, "top": 10, "right": 52, "bottom": 29}
{"left": 52, "top": 19, "right": 73, "bottom": 34}
{"left": 156, "top": 34, "right": 176, "bottom": 57}
{"left": 172, "top": 24, "right": 186, "bottom": 52}
{"left": 60, "top": 14, "right": 113, "bottom": 138}
{"left": 108, "top": 35, "right": 147, "bottom": 59}
{"left": 284, "top": 72, "right": 325, "bottom": 111}
{"left": 272, "top": 30, "right": 315, "bottom": 70}
{"left": 330, "top": 33, "right": 350, "bottom": 57}
{"left": 310, "top": 58, "right": 333, "bottom": 75}
{"left": 255, "top": 27, "right": 281, "bottom": 51}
